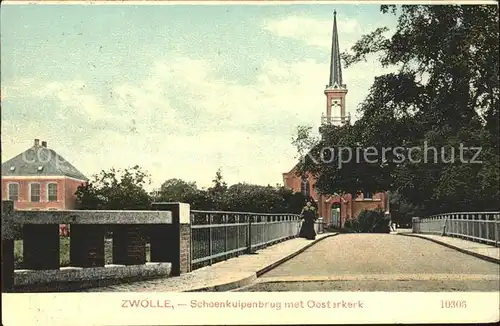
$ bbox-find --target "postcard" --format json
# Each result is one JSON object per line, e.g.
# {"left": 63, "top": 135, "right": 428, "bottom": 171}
{"left": 1, "top": 1, "right": 499, "bottom": 325}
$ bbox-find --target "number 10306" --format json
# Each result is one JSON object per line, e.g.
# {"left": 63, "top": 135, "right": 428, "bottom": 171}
{"left": 440, "top": 300, "right": 467, "bottom": 308}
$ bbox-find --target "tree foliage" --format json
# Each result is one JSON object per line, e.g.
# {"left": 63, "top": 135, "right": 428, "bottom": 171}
{"left": 221, "top": 183, "right": 314, "bottom": 213}
{"left": 294, "top": 5, "right": 499, "bottom": 215}
{"left": 75, "top": 165, "right": 152, "bottom": 210}
{"left": 78, "top": 167, "right": 312, "bottom": 214}
{"left": 157, "top": 178, "right": 198, "bottom": 202}
{"left": 388, "top": 190, "right": 422, "bottom": 225}
{"left": 208, "top": 168, "right": 228, "bottom": 209}
{"left": 153, "top": 177, "right": 217, "bottom": 210}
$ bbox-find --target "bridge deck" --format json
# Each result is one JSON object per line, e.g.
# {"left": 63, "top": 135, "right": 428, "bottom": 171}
{"left": 82, "top": 233, "right": 333, "bottom": 292}
{"left": 246, "top": 233, "right": 499, "bottom": 292}
{"left": 82, "top": 232, "right": 499, "bottom": 292}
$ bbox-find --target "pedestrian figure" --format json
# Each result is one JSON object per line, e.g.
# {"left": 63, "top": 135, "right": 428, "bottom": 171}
{"left": 298, "top": 201, "right": 317, "bottom": 240}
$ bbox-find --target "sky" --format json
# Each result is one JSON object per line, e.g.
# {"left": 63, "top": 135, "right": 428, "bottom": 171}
{"left": 1, "top": 3, "right": 398, "bottom": 190}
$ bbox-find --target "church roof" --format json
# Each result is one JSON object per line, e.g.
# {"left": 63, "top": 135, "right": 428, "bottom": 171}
{"left": 328, "top": 10, "right": 344, "bottom": 88}
{"left": 1, "top": 139, "right": 88, "bottom": 181}
{"left": 283, "top": 165, "right": 297, "bottom": 176}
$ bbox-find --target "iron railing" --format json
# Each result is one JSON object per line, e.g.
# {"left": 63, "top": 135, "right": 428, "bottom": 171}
{"left": 321, "top": 113, "right": 351, "bottom": 125}
{"left": 190, "top": 210, "right": 324, "bottom": 269}
{"left": 412, "top": 212, "right": 500, "bottom": 247}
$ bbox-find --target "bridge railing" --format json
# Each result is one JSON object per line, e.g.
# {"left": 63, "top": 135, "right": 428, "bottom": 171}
{"left": 189, "top": 211, "right": 324, "bottom": 269}
{"left": 3, "top": 200, "right": 326, "bottom": 291}
{"left": 412, "top": 212, "right": 500, "bottom": 247}
{"left": 1, "top": 201, "right": 189, "bottom": 292}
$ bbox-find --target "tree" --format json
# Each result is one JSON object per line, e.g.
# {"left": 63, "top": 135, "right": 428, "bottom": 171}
{"left": 153, "top": 171, "right": 313, "bottom": 213}
{"left": 220, "top": 183, "right": 313, "bottom": 214}
{"left": 153, "top": 178, "right": 217, "bottom": 210}
{"left": 294, "top": 5, "right": 499, "bottom": 215}
{"left": 276, "top": 186, "right": 315, "bottom": 214}
{"left": 291, "top": 125, "right": 320, "bottom": 163}
{"left": 388, "top": 190, "right": 422, "bottom": 226}
{"left": 75, "top": 165, "right": 152, "bottom": 210}
{"left": 208, "top": 168, "right": 228, "bottom": 209}
{"left": 183, "top": 189, "right": 216, "bottom": 211}
{"left": 155, "top": 178, "right": 198, "bottom": 202}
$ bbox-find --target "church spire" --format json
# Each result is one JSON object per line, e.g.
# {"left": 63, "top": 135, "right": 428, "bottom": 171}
{"left": 322, "top": 10, "right": 349, "bottom": 127}
{"left": 328, "top": 10, "right": 343, "bottom": 88}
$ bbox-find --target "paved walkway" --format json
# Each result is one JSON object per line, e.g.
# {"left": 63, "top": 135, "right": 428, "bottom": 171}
{"left": 398, "top": 232, "right": 499, "bottom": 263}
{"left": 251, "top": 233, "right": 499, "bottom": 292}
{"left": 83, "top": 233, "right": 335, "bottom": 292}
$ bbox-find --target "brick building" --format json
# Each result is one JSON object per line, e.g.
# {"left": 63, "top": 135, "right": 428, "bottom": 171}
{"left": 282, "top": 11, "right": 389, "bottom": 227}
{"left": 1, "top": 138, "right": 88, "bottom": 211}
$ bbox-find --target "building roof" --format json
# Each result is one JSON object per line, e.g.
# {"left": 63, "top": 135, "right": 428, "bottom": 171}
{"left": 1, "top": 139, "right": 88, "bottom": 181}
{"left": 283, "top": 164, "right": 300, "bottom": 177}
{"left": 328, "top": 10, "right": 344, "bottom": 88}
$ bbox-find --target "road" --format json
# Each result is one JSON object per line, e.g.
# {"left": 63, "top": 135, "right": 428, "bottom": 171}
{"left": 237, "top": 234, "right": 500, "bottom": 292}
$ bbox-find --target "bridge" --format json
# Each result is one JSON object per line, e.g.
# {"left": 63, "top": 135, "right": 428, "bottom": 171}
{"left": 1, "top": 200, "right": 498, "bottom": 292}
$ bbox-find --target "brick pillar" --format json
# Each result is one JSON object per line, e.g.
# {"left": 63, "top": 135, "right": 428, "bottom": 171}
{"left": 1, "top": 201, "right": 15, "bottom": 291}
{"left": 151, "top": 202, "right": 191, "bottom": 276}
{"left": 23, "top": 224, "right": 60, "bottom": 270}
{"left": 70, "top": 225, "right": 105, "bottom": 267}
{"left": 112, "top": 225, "right": 146, "bottom": 265}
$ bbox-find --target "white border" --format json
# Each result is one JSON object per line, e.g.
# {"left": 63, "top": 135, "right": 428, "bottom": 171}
{"left": 1, "top": 1, "right": 498, "bottom": 4}
{"left": 2, "top": 2, "right": 498, "bottom": 325}
{"left": 2, "top": 292, "right": 499, "bottom": 325}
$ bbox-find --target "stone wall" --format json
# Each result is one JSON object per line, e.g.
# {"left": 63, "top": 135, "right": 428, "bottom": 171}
{"left": 1, "top": 201, "right": 191, "bottom": 292}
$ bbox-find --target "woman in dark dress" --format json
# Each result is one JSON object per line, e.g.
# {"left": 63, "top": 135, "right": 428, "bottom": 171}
{"left": 298, "top": 201, "right": 317, "bottom": 240}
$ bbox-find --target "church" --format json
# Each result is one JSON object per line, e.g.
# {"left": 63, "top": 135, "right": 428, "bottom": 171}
{"left": 282, "top": 11, "right": 390, "bottom": 228}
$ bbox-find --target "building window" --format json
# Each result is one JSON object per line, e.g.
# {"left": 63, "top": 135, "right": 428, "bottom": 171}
{"left": 47, "top": 183, "right": 58, "bottom": 202}
{"left": 363, "top": 191, "right": 373, "bottom": 199}
{"left": 301, "top": 180, "right": 310, "bottom": 197}
{"left": 8, "top": 183, "right": 19, "bottom": 201}
{"left": 30, "top": 183, "right": 41, "bottom": 202}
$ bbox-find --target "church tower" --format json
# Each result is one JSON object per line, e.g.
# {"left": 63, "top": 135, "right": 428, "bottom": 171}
{"left": 322, "top": 10, "right": 350, "bottom": 126}
{"left": 282, "top": 10, "right": 390, "bottom": 227}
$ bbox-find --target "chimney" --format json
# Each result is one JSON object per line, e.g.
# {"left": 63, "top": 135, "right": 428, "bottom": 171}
{"left": 34, "top": 139, "right": 40, "bottom": 146}
{"left": 41, "top": 141, "right": 47, "bottom": 148}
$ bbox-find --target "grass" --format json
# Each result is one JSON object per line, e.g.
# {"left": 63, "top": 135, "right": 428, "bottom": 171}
{"left": 14, "top": 238, "right": 151, "bottom": 269}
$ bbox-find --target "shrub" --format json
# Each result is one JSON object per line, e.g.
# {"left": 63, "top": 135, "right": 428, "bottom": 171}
{"left": 343, "top": 209, "right": 390, "bottom": 233}
{"left": 342, "top": 218, "right": 361, "bottom": 233}
{"left": 339, "top": 227, "right": 357, "bottom": 233}
{"left": 325, "top": 224, "right": 341, "bottom": 232}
